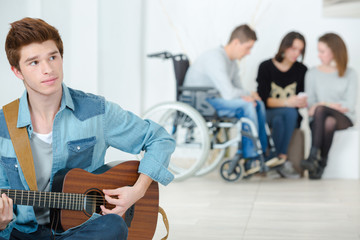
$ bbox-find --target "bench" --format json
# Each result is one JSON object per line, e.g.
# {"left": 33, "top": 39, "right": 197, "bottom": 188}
{"left": 322, "top": 127, "right": 359, "bottom": 179}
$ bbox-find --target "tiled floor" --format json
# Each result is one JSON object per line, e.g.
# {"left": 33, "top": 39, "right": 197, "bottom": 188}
{"left": 153, "top": 171, "right": 360, "bottom": 240}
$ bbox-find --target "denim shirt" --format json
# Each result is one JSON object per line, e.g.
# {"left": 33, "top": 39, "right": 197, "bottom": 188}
{"left": 0, "top": 84, "right": 175, "bottom": 239}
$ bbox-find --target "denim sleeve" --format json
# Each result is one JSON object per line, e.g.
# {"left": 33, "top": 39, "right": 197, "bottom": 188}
{"left": 0, "top": 166, "right": 16, "bottom": 240}
{"left": 0, "top": 217, "right": 16, "bottom": 239}
{"left": 104, "top": 101, "right": 175, "bottom": 185}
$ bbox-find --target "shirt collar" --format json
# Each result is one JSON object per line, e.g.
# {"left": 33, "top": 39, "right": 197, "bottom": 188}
{"left": 17, "top": 83, "right": 74, "bottom": 128}
{"left": 61, "top": 83, "right": 75, "bottom": 111}
{"left": 17, "top": 91, "right": 31, "bottom": 128}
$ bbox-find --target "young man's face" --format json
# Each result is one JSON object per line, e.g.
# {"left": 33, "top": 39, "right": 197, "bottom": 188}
{"left": 234, "top": 39, "right": 255, "bottom": 60}
{"left": 11, "top": 40, "right": 63, "bottom": 98}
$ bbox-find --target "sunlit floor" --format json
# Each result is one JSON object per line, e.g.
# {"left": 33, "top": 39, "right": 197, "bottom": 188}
{"left": 153, "top": 170, "right": 360, "bottom": 240}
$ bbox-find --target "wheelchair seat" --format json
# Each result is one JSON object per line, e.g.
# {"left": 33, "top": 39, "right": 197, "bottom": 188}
{"left": 169, "top": 53, "right": 239, "bottom": 122}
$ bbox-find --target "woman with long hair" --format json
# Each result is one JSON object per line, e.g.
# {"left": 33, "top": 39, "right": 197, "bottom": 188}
{"left": 257, "top": 31, "right": 308, "bottom": 178}
{"left": 301, "top": 33, "right": 357, "bottom": 179}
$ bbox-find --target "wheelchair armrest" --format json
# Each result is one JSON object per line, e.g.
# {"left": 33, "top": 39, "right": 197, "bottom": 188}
{"left": 178, "top": 86, "right": 215, "bottom": 92}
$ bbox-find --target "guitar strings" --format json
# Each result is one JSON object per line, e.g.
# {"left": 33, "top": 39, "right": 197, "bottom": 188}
{"left": 1, "top": 190, "right": 112, "bottom": 209}
{"left": 0, "top": 189, "right": 107, "bottom": 198}
{"left": 0, "top": 190, "right": 120, "bottom": 208}
{"left": 0, "top": 190, "right": 109, "bottom": 201}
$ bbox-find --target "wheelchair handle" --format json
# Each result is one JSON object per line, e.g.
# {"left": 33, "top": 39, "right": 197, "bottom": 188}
{"left": 147, "top": 51, "right": 173, "bottom": 59}
{"left": 178, "top": 86, "right": 216, "bottom": 92}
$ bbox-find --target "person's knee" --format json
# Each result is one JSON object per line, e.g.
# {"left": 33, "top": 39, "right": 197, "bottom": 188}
{"left": 241, "top": 101, "right": 256, "bottom": 115}
{"left": 314, "top": 105, "right": 327, "bottom": 118}
{"left": 100, "top": 214, "right": 128, "bottom": 240}
{"left": 284, "top": 108, "right": 298, "bottom": 121}
{"left": 255, "top": 100, "right": 265, "bottom": 111}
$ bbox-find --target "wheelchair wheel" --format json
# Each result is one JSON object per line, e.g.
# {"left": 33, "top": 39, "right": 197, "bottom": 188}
{"left": 220, "top": 159, "right": 244, "bottom": 182}
{"left": 143, "top": 102, "right": 210, "bottom": 181}
{"left": 195, "top": 128, "right": 228, "bottom": 176}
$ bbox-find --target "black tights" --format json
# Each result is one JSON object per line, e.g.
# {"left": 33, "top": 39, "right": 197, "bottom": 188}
{"left": 310, "top": 106, "right": 353, "bottom": 164}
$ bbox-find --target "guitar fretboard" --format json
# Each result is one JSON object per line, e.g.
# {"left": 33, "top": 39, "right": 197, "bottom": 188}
{"left": 0, "top": 189, "right": 85, "bottom": 211}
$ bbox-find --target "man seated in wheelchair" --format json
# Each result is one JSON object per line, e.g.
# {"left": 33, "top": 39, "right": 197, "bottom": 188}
{"left": 183, "top": 24, "right": 283, "bottom": 173}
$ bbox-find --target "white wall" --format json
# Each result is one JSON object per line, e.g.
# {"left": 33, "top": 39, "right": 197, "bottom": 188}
{"left": 1, "top": 0, "right": 360, "bottom": 163}
{"left": 0, "top": 0, "right": 37, "bottom": 107}
{"left": 143, "top": 0, "right": 360, "bottom": 118}
{"left": 0, "top": 0, "right": 144, "bottom": 161}
{"left": 0, "top": 0, "right": 143, "bottom": 114}
{"left": 97, "top": 0, "right": 145, "bottom": 114}
{"left": 143, "top": 0, "right": 360, "bottom": 163}
{"left": 2, "top": 0, "right": 360, "bottom": 116}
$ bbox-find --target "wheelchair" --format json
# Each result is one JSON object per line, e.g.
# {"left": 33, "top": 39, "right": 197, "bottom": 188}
{"left": 143, "top": 51, "right": 278, "bottom": 181}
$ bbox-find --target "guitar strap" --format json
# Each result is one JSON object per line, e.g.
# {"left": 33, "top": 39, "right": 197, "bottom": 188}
{"left": 158, "top": 206, "right": 170, "bottom": 240}
{"left": 3, "top": 99, "right": 38, "bottom": 191}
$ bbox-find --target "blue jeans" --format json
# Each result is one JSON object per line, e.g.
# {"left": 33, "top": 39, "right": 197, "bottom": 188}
{"left": 207, "top": 98, "right": 268, "bottom": 158}
{"left": 266, "top": 107, "right": 298, "bottom": 155}
{"left": 3, "top": 214, "right": 128, "bottom": 240}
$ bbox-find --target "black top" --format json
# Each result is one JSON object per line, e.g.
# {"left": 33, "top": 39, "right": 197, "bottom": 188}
{"left": 256, "top": 59, "right": 307, "bottom": 108}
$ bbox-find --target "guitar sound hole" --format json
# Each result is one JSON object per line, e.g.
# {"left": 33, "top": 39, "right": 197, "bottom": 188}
{"left": 83, "top": 189, "right": 105, "bottom": 217}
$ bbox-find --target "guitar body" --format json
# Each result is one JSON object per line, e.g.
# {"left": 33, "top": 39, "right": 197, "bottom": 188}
{"left": 51, "top": 161, "right": 159, "bottom": 240}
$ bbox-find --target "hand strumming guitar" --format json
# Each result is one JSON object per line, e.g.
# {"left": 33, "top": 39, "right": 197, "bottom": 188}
{"left": 0, "top": 193, "right": 13, "bottom": 230}
{"left": 100, "top": 174, "right": 153, "bottom": 217}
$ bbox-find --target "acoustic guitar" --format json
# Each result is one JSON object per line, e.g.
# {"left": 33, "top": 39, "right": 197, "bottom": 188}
{"left": 0, "top": 160, "right": 159, "bottom": 240}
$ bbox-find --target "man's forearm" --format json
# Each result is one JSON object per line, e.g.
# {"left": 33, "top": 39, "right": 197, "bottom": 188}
{"left": 133, "top": 174, "right": 153, "bottom": 199}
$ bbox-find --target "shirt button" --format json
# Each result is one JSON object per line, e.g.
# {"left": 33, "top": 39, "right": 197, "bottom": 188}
{"left": 15, "top": 164, "right": 18, "bottom": 168}
{"left": 77, "top": 146, "right": 81, "bottom": 150}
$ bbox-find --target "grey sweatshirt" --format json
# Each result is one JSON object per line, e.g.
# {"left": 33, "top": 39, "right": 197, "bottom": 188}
{"left": 183, "top": 46, "right": 249, "bottom": 100}
{"left": 305, "top": 67, "right": 358, "bottom": 123}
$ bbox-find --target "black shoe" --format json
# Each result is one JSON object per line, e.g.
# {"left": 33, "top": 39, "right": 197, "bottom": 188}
{"left": 301, "top": 151, "right": 321, "bottom": 172}
{"left": 301, "top": 159, "right": 317, "bottom": 172}
{"left": 302, "top": 147, "right": 322, "bottom": 171}
{"left": 309, "top": 165, "right": 324, "bottom": 180}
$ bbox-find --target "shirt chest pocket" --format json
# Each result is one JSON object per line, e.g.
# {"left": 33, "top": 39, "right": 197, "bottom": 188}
{"left": 66, "top": 136, "right": 97, "bottom": 169}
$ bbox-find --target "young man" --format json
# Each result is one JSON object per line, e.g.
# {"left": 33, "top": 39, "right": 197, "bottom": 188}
{"left": 0, "top": 17, "right": 175, "bottom": 239}
{"left": 184, "top": 24, "right": 281, "bottom": 170}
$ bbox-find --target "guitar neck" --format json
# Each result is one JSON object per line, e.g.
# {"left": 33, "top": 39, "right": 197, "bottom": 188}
{"left": 0, "top": 189, "right": 84, "bottom": 211}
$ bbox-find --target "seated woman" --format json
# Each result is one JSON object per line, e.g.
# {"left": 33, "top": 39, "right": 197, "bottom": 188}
{"left": 301, "top": 33, "right": 358, "bottom": 179}
{"left": 256, "top": 31, "right": 308, "bottom": 178}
